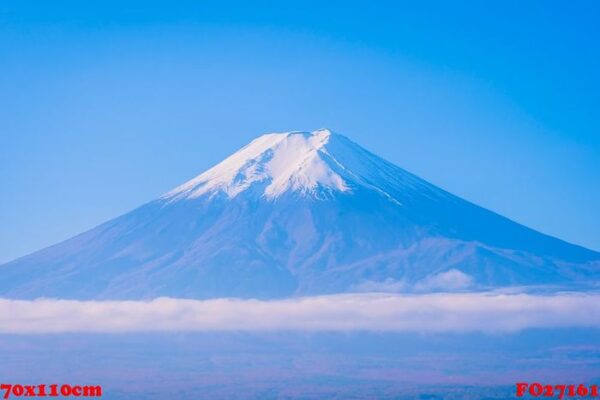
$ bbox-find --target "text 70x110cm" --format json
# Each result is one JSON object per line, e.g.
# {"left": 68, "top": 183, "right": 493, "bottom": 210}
{"left": 1, "top": 384, "right": 102, "bottom": 399}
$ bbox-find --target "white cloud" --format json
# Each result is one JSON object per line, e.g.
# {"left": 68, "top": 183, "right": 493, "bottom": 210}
{"left": 414, "top": 269, "right": 474, "bottom": 291}
{"left": 352, "top": 278, "right": 409, "bottom": 293}
{"left": 352, "top": 269, "right": 474, "bottom": 293}
{"left": 1, "top": 292, "right": 600, "bottom": 334}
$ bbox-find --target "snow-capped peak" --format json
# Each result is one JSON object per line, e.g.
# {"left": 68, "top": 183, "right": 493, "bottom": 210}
{"left": 164, "top": 129, "right": 354, "bottom": 201}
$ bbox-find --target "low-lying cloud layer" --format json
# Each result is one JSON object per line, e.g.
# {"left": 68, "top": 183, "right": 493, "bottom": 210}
{"left": 1, "top": 292, "right": 600, "bottom": 334}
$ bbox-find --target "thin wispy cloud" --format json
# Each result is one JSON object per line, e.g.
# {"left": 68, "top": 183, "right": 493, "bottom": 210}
{"left": 1, "top": 293, "right": 600, "bottom": 334}
{"left": 353, "top": 269, "right": 476, "bottom": 293}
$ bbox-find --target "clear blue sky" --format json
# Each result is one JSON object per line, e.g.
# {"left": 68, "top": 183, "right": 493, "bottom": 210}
{"left": 1, "top": 0, "right": 599, "bottom": 263}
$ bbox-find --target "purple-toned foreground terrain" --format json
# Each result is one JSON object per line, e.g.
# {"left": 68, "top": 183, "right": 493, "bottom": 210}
{"left": 1, "top": 330, "right": 599, "bottom": 399}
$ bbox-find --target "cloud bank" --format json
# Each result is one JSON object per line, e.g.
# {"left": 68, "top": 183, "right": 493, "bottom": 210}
{"left": 1, "top": 292, "right": 600, "bottom": 334}
{"left": 354, "top": 269, "right": 475, "bottom": 293}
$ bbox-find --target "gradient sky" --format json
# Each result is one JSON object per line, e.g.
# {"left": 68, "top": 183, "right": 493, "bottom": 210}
{"left": 1, "top": 1, "right": 599, "bottom": 263}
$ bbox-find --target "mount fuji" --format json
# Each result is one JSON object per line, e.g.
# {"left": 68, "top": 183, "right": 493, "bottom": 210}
{"left": 1, "top": 129, "right": 599, "bottom": 300}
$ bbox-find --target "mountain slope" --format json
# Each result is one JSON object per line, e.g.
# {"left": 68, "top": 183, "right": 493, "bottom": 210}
{"left": 1, "top": 129, "right": 598, "bottom": 299}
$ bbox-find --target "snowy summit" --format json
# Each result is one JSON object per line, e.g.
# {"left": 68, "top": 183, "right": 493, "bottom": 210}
{"left": 165, "top": 129, "right": 350, "bottom": 200}
{"left": 164, "top": 128, "right": 428, "bottom": 203}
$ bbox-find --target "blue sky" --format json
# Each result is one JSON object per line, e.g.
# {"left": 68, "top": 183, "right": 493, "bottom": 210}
{"left": 1, "top": 0, "right": 599, "bottom": 263}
